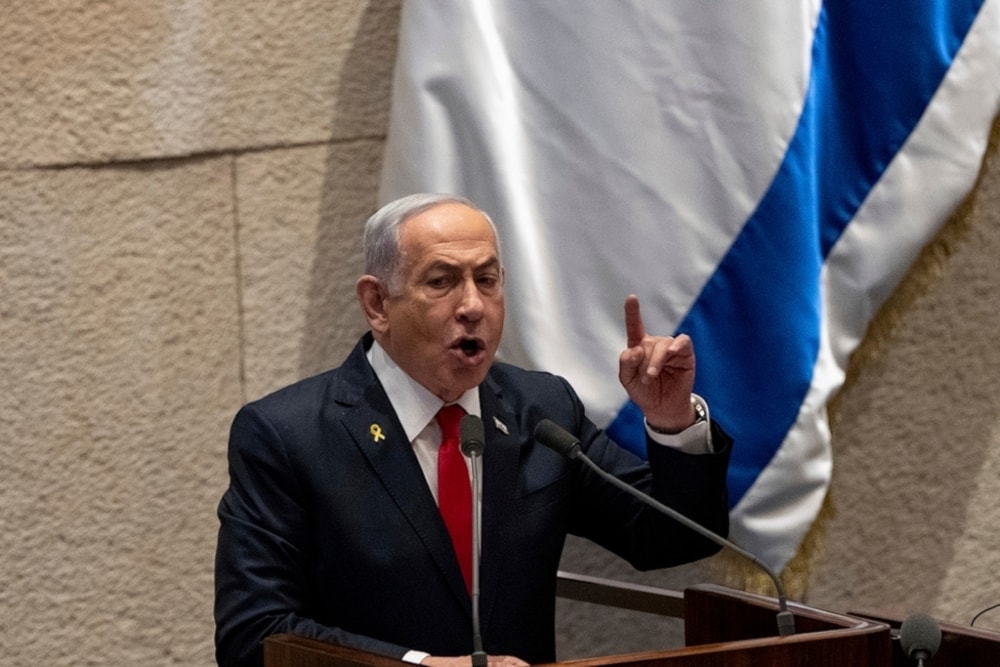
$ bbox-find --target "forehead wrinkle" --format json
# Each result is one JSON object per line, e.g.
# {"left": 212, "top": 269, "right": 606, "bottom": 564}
{"left": 416, "top": 254, "right": 501, "bottom": 276}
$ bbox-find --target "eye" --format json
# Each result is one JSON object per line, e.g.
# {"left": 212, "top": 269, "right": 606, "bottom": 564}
{"left": 476, "top": 272, "right": 501, "bottom": 292}
{"left": 424, "top": 273, "right": 458, "bottom": 294}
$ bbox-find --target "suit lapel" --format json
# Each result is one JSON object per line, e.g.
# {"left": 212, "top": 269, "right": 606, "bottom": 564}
{"left": 477, "top": 376, "right": 523, "bottom": 627}
{"left": 330, "top": 341, "right": 473, "bottom": 607}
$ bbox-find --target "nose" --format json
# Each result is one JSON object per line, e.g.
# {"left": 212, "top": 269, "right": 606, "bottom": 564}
{"left": 456, "top": 277, "right": 485, "bottom": 321}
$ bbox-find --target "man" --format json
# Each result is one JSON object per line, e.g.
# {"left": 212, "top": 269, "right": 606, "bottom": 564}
{"left": 214, "top": 193, "right": 732, "bottom": 667}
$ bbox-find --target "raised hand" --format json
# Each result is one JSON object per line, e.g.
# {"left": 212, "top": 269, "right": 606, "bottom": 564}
{"left": 618, "top": 294, "right": 697, "bottom": 433}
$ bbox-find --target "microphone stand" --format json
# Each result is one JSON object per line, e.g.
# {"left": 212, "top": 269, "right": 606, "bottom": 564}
{"left": 461, "top": 415, "right": 488, "bottom": 667}
{"left": 577, "top": 451, "right": 795, "bottom": 636}
{"left": 533, "top": 419, "right": 795, "bottom": 637}
{"left": 469, "top": 452, "right": 487, "bottom": 667}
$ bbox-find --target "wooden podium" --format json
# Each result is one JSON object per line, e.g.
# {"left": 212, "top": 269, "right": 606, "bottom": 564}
{"left": 850, "top": 608, "right": 1000, "bottom": 666}
{"left": 263, "top": 579, "right": 892, "bottom": 667}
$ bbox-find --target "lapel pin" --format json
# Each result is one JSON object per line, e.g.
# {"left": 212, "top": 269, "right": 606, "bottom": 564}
{"left": 493, "top": 416, "right": 509, "bottom": 435}
{"left": 369, "top": 423, "right": 386, "bottom": 442}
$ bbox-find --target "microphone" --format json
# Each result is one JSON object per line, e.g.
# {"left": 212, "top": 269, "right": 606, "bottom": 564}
{"left": 533, "top": 418, "right": 796, "bottom": 637}
{"left": 460, "top": 414, "right": 485, "bottom": 457}
{"left": 899, "top": 613, "right": 941, "bottom": 666}
{"left": 460, "top": 414, "right": 488, "bottom": 667}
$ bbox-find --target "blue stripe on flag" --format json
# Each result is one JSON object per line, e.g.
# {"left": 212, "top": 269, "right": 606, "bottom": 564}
{"left": 608, "top": 0, "right": 984, "bottom": 508}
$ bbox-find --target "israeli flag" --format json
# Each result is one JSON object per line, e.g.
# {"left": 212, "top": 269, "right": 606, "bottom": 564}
{"left": 379, "top": 0, "right": 1000, "bottom": 571}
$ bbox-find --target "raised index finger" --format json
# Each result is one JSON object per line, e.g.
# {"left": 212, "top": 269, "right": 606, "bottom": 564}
{"left": 624, "top": 294, "right": 646, "bottom": 347}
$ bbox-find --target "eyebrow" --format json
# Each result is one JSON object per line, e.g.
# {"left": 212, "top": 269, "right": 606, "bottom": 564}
{"left": 421, "top": 256, "right": 502, "bottom": 275}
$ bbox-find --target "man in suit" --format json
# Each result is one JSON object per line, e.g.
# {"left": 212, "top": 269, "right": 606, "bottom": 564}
{"left": 214, "top": 193, "right": 733, "bottom": 667}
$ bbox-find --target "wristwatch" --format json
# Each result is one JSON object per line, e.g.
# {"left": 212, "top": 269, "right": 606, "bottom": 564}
{"left": 691, "top": 394, "right": 708, "bottom": 426}
{"left": 648, "top": 395, "right": 708, "bottom": 434}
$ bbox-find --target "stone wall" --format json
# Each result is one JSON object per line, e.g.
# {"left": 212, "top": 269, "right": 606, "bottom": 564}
{"left": 2, "top": 3, "right": 396, "bottom": 665}
{"left": 2, "top": 3, "right": 998, "bottom": 665}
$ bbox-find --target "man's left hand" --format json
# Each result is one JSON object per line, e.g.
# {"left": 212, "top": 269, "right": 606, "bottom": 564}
{"left": 618, "top": 294, "right": 697, "bottom": 434}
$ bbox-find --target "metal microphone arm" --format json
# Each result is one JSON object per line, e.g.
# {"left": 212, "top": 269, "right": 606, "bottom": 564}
{"left": 460, "top": 414, "right": 488, "bottom": 667}
{"left": 469, "top": 452, "right": 486, "bottom": 667}
{"left": 532, "top": 418, "right": 794, "bottom": 638}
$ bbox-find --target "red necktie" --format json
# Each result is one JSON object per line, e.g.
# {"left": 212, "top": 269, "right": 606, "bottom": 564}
{"left": 436, "top": 404, "right": 472, "bottom": 593}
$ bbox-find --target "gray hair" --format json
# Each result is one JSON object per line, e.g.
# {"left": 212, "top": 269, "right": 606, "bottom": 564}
{"left": 363, "top": 193, "right": 502, "bottom": 295}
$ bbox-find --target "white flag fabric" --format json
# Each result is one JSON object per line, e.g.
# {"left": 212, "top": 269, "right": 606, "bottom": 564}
{"left": 379, "top": 0, "right": 1000, "bottom": 571}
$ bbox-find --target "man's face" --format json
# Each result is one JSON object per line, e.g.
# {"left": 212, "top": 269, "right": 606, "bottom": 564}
{"left": 376, "top": 203, "right": 505, "bottom": 402}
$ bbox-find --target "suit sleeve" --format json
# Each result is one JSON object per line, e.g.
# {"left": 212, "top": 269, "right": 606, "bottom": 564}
{"left": 553, "top": 377, "right": 733, "bottom": 570}
{"left": 214, "top": 404, "right": 410, "bottom": 667}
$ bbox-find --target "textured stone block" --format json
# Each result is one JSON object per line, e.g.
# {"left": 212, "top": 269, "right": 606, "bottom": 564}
{"left": 0, "top": 158, "right": 242, "bottom": 666}
{"left": 236, "top": 139, "right": 383, "bottom": 401}
{"left": 0, "top": 1, "right": 400, "bottom": 167}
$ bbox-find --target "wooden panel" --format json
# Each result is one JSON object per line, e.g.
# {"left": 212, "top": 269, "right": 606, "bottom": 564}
{"left": 555, "top": 570, "right": 685, "bottom": 618}
{"left": 851, "top": 610, "right": 1000, "bottom": 666}
{"left": 265, "top": 635, "right": 407, "bottom": 667}
{"left": 265, "top": 584, "right": 894, "bottom": 667}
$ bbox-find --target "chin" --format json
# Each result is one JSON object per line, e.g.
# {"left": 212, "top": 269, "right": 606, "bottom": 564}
{"left": 451, "top": 367, "right": 490, "bottom": 393}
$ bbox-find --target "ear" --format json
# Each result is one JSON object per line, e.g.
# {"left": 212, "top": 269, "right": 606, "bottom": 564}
{"left": 356, "top": 275, "right": 390, "bottom": 334}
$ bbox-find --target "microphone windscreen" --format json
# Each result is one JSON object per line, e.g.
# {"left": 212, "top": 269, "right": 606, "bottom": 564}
{"left": 460, "top": 414, "right": 485, "bottom": 456}
{"left": 899, "top": 613, "right": 942, "bottom": 658}
{"left": 533, "top": 419, "right": 581, "bottom": 459}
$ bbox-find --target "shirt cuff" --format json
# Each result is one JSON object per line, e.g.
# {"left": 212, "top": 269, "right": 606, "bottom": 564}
{"left": 402, "top": 650, "right": 431, "bottom": 664}
{"left": 645, "top": 394, "right": 715, "bottom": 454}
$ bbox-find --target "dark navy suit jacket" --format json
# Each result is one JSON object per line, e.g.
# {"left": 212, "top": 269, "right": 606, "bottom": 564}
{"left": 215, "top": 333, "right": 732, "bottom": 667}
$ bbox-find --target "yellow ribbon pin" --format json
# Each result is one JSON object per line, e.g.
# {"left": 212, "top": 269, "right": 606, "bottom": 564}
{"left": 369, "top": 424, "right": 386, "bottom": 442}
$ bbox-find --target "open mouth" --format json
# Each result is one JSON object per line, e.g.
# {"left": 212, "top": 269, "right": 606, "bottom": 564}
{"left": 455, "top": 337, "right": 484, "bottom": 358}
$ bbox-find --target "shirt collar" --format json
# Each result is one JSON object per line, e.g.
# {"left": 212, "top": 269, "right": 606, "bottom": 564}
{"left": 367, "top": 339, "right": 482, "bottom": 442}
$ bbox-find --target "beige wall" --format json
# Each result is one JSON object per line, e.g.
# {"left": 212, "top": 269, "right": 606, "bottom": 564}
{"left": 2, "top": 3, "right": 395, "bottom": 665}
{"left": 2, "top": 3, "right": 998, "bottom": 665}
